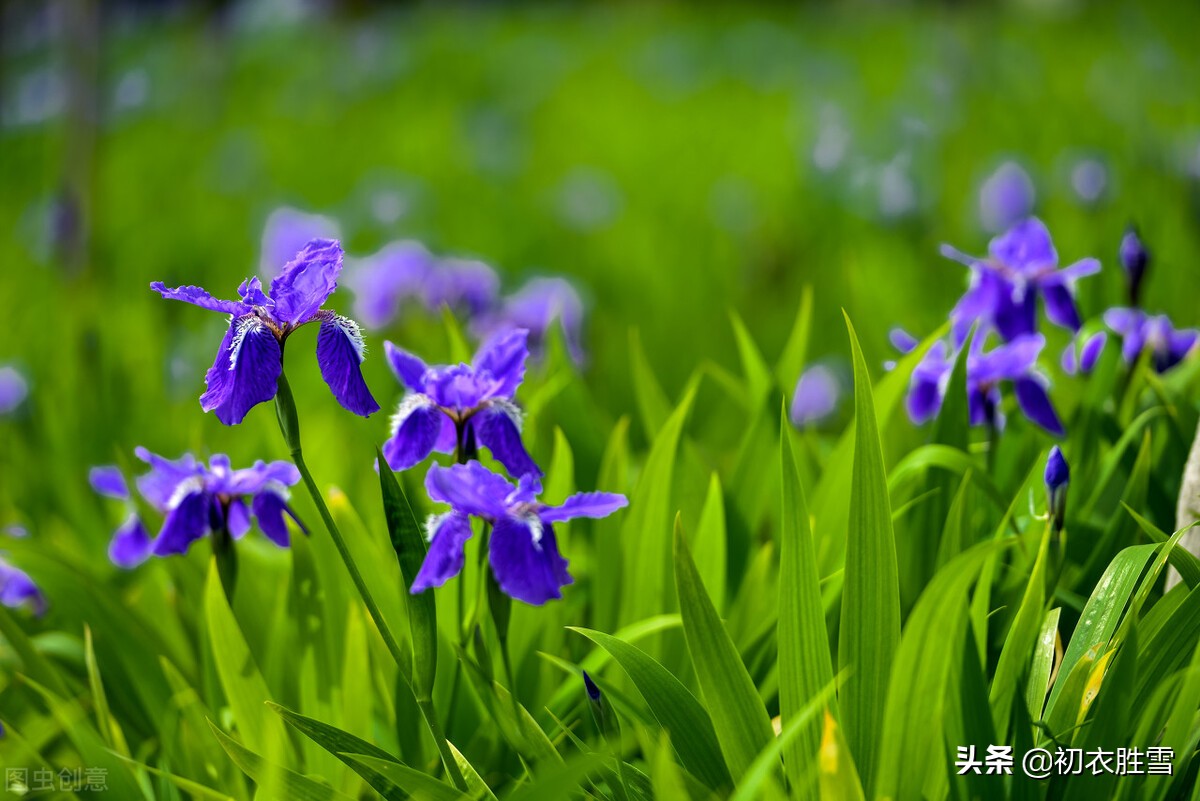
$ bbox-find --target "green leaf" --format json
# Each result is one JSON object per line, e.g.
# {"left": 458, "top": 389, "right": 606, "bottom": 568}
{"left": 1044, "top": 544, "right": 1157, "bottom": 720}
{"left": 621, "top": 387, "right": 695, "bottom": 631}
{"left": 838, "top": 312, "right": 901, "bottom": 791}
{"left": 503, "top": 753, "right": 606, "bottom": 801}
{"left": 817, "top": 710, "right": 864, "bottom": 801}
{"left": 1147, "top": 637, "right": 1200, "bottom": 800}
{"left": 989, "top": 526, "right": 1050, "bottom": 740}
{"left": 777, "top": 403, "right": 835, "bottom": 796}
{"left": 210, "top": 720, "right": 357, "bottom": 801}
{"left": 378, "top": 449, "right": 436, "bottom": 697}
{"left": 570, "top": 626, "right": 731, "bottom": 792}
{"left": 630, "top": 327, "right": 672, "bottom": 439}
{"left": 674, "top": 517, "right": 775, "bottom": 780}
{"left": 341, "top": 754, "right": 469, "bottom": 801}
{"left": 774, "top": 284, "right": 814, "bottom": 392}
{"left": 203, "top": 561, "right": 286, "bottom": 755}
{"left": 729, "top": 310, "right": 774, "bottom": 407}
{"left": 1026, "top": 608, "right": 1062, "bottom": 723}
{"left": 268, "top": 702, "right": 409, "bottom": 801}
{"left": 1122, "top": 503, "right": 1200, "bottom": 588}
{"left": 873, "top": 541, "right": 1004, "bottom": 800}
{"left": 692, "top": 473, "right": 728, "bottom": 612}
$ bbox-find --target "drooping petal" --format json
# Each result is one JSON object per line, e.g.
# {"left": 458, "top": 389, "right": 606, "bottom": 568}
{"left": 384, "top": 341, "right": 429, "bottom": 392}
{"left": 972, "top": 335, "right": 1044, "bottom": 384}
{"left": 226, "top": 498, "right": 251, "bottom": 539}
{"left": 89, "top": 466, "right": 130, "bottom": 500}
{"left": 152, "top": 490, "right": 212, "bottom": 555}
{"left": 1013, "top": 377, "right": 1065, "bottom": 436}
{"left": 424, "top": 462, "right": 513, "bottom": 520}
{"left": 1042, "top": 283, "right": 1082, "bottom": 331}
{"left": 382, "top": 397, "right": 442, "bottom": 471}
{"left": 474, "top": 401, "right": 542, "bottom": 479}
{"left": 906, "top": 375, "right": 943, "bottom": 425}
{"left": 150, "top": 282, "right": 248, "bottom": 316}
{"left": 1166, "top": 329, "right": 1199, "bottom": 371}
{"left": 473, "top": 328, "right": 529, "bottom": 399}
{"left": 991, "top": 280, "right": 1038, "bottom": 341}
{"left": 134, "top": 448, "right": 204, "bottom": 510}
{"left": 268, "top": 238, "right": 343, "bottom": 325}
{"left": 203, "top": 316, "right": 282, "bottom": 426}
{"left": 316, "top": 314, "right": 380, "bottom": 417}
{"left": 199, "top": 320, "right": 238, "bottom": 415}
{"left": 1079, "top": 332, "right": 1107, "bottom": 373}
{"left": 109, "top": 513, "right": 153, "bottom": 568}
{"left": 411, "top": 512, "right": 474, "bottom": 593}
{"left": 539, "top": 492, "right": 628, "bottom": 524}
{"left": 251, "top": 490, "right": 297, "bottom": 547}
{"left": 488, "top": 516, "right": 572, "bottom": 606}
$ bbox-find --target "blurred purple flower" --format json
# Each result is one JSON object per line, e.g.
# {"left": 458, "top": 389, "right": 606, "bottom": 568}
{"left": 343, "top": 241, "right": 434, "bottom": 329}
{"left": 382, "top": 329, "right": 539, "bottom": 477}
{"left": 0, "top": 556, "right": 45, "bottom": 615}
{"left": 943, "top": 218, "right": 1100, "bottom": 345}
{"left": 1119, "top": 227, "right": 1149, "bottom": 307}
{"left": 1061, "top": 331, "right": 1107, "bottom": 376}
{"left": 153, "top": 239, "right": 379, "bottom": 424}
{"left": 91, "top": 449, "right": 305, "bottom": 564}
{"left": 412, "top": 462, "right": 626, "bottom": 605}
{"left": 0, "top": 366, "right": 29, "bottom": 414}
{"left": 259, "top": 207, "right": 341, "bottom": 278}
{"left": 907, "top": 334, "right": 1063, "bottom": 436}
{"left": 424, "top": 258, "right": 501, "bottom": 317}
{"left": 789, "top": 365, "right": 840, "bottom": 428}
{"left": 1070, "top": 159, "right": 1107, "bottom": 205}
{"left": 980, "top": 161, "right": 1035, "bottom": 233}
{"left": 473, "top": 277, "right": 585, "bottom": 364}
{"left": 1104, "top": 308, "right": 1198, "bottom": 373}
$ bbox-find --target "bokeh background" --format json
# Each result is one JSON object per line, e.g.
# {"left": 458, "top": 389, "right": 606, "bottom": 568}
{"left": 3, "top": 0, "right": 1200, "bottom": 575}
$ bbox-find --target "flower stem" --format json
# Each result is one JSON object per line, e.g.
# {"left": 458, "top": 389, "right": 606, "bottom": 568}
{"left": 273, "top": 373, "right": 468, "bottom": 791}
{"left": 211, "top": 522, "right": 237, "bottom": 602}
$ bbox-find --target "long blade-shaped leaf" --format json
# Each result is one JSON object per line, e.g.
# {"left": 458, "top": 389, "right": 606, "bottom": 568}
{"left": 837, "top": 313, "right": 901, "bottom": 791}
{"left": 778, "top": 405, "right": 835, "bottom": 796}
{"left": 674, "top": 518, "right": 775, "bottom": 780}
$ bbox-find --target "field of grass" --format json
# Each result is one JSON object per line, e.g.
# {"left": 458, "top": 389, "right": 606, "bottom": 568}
{"left": 4, "top": 2, "right": 1200, "bottom": 799}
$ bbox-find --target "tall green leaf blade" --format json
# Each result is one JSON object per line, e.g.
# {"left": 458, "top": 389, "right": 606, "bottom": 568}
{"left": 674, "top": 518, "right": 775, "bottom": 781}
{"left": 341, "top": 755, "right": 469, "bottom": 801}
{"left": 873, "top": 542, "right": 1003, "bottom": 800}
{"left": 778, "top": 404, "right": 835, "bottom": 795}
{"left": 378, "top": 449, "right": 436, "bottom": 697}
{"left": 208, "top": 720, "right": 356, "bottom": 801}
{"left": 1026, "top": 608, "right": 1062, "bottom": 723}
{"left": 774, "top": 284, "right": 813, "bottom": 392}
{"left": 570, "top": 626, "right": 732, "bottom": 792}
{"left": 693, "top": 472, "right": 728, "bottom": 612}
{"left": 989, "top": 526, "right": 1050, "bottom": 740}
{"left": 837, "top": 313, "right": 901, "bottom": 791}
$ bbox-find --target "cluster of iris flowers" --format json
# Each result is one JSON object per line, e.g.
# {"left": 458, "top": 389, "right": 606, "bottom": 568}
{"left": 78, "top": 237, "right": 626, "bottom": 608}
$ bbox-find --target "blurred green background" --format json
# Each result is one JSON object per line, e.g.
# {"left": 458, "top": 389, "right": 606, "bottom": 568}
{"left": 3, "top": 0, "right": 1200, "bottom": 554}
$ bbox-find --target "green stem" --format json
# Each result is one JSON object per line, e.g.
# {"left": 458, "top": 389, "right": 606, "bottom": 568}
{"left": 273, "top": 373, "right": 468, "bottom": 792}
{"left": 211, "top": 521, "right": 238, "bottom": 602}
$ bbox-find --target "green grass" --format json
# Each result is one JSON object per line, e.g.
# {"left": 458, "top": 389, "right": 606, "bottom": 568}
{"left": 4, "top": 2, "right": 1200, "bottom": 799}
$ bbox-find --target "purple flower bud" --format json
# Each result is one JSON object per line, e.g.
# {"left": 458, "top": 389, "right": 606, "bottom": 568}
{"left": 1119, "top": 227, "right": 1149, "bottom": 307}
{"left": 1045, "top": 446, "right": 1069, "bottom": 533}
{"left": 583, "top": 670, "right": 601, "bottom": 702}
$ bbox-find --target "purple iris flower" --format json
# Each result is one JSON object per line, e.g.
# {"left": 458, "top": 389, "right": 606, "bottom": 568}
{"left": 423, "top": 258, "right": 501, "bottom": 317}
{"left": 943, "top": 218, "right": 1100, "bottom": 346}
{"left": 1061, "top": 331, "right": 1107, "bottom": 376}
{"left": 152, "top": 239, "right": 380, "bottom": 424}
{"left": 90, "top": 448, "right": 304, "bottom": 564}
{"left": 1104, "top": 308, "right": 1198, "bottom": 373}
{"left": 0, "top": 365, "right": 28, "bottom": 415}
{"left": 979, "top": 161, "right": 1035, "bottom": 233}
{"left": 259, "top": 207, "right": 341, "bottom": 278}
{"left": 907, "top": 334, "right": 1064, "bottom": 436}
{"left": 473, "top": 277, "right": 585, "bottom": 364}
{"left": 1118, "top": 227, "right": 1149, "bottom": 307}
{"left": 0, "top": 556, "right": 45, "bottom": 615}
{"left": 383, "top": 329, "right": 540, "bottom": 477}
{"left": 790, "top": 365, "right": 840, "bottom": 428}
{"left": 412, "top": 462, "right": 627, "bottom": 605}
{"left": 344, "top": 241, "right": 434, "bottom": 329}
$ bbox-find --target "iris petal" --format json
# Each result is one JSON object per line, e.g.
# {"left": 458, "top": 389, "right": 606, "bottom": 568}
{"left": 252, "top": 491, "right": 295, "bottom": 547}
{"left": 203, "top": 316, "right": 282, "bottom": 425}
{"left": 384, "top": 341, "right": 429, "bottom": 392}
{"left": 474, "top": 402, "right": 542, "bottom": 479}
{"left": 488, "top": 516, "right": 572, "bottom": 606}
{"left": 268, "top": 238, "right": 343, "bottom": 325}
{"left": 411, "top": 512, "right": 474, "bottom": 593}
{"left": 539, "top": 492, "right": 628, "bottom": 524}
{"left": 424, "top": 462, "right": 513, "bottom": 519}
{"left": 382, "top": 399, "right": 442, "bottom": 471}
{"left": 109, "top": 513, "right": 153, "bottom": 568}
{"left": 151, "top": 282, "right": 248, "bottom": 316}
{"left": 1013, "top": 377, "right": 1064, "bottom": 436}
{"left": 473, "top": 328, "right": 529, "bottom": 399}
{"left": 1042, "top": 283, "right": 1081, "bottom": 331}
{"left": 316, "top": 314, "right": 380, "bottom": 417}
{"left": 89, "top": 466, "right": 130, "bottom": 500}
{"left": 153, "top": 491, "right": 212, "bottom": 555}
